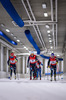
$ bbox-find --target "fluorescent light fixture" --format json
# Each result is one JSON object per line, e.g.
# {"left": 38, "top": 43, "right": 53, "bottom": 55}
{"left": 45, "top": 25, "right": 50, "bottom": 28}
{"left": 24, "top": 46, "right": 26, "bottom": 49}
{"left": 57, "top": 54, "right": 60, "bottom": 56}
{"left": 14, "top": 36, "right": 17, "bottom": 39}
{"left": 11, "top": 33, "right": 14, "bottom": 36}
{"left": 50, "top": 46, "right": 53, "bottom": 49}
{"left": 49, "top": 40, "right": 52, "bottom": 42}
{"left": 47, "top": 30, "right": 50, "bottom": 33}
{"left": 42, "top": 4, "right": 46, "bottom": 9}
{"left": 44, "top": 13, "right": 48, "bottom": 17}
{"left": 17, "top": 39, "right": 20, "bottom": 42}
{"left": 26, "top": 48, "right": 28, "bottom": 50}
{"left": 48, "top": 34, "right": 51, "bottom": 36}
{"left": 1, "top": 24, "right": 5, "bottom": 27}
{"left": 51, "top": 51, "right": 54, "bottom": 53}
{"left": 49, "top": 38, "right": 51, "bottom": 39}
{"left": 6, "top": 29, "right": 10, "bottom": 32}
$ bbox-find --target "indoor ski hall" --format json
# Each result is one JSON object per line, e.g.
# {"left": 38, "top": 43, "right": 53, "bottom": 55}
{"left": 0, "top": 0, "right": 66, "bottom": 100}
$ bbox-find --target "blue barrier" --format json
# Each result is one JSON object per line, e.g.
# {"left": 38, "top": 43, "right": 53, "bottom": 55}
{"left": 0, "top": 0, "right": 24, "bottom": 27}
{"left": 45, "top": 71, "right": 63, "bottom": 75}
{"left": 0, "top": 31, "right": 17, "bottom": 45}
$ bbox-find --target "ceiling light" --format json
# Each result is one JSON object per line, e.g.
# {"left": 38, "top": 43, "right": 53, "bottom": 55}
{"left": 24, "top": 46, "right": 26, "bottom": 49}
{"left": 48, "top": 34, "right": 51, "bottom": 36}
{"left": 26, "top": 48, "right": 28, "bottom": 50}
{"left": 1, "top": 24, "right": 5, "bottom": 27}
{"left": 57, "top": 54, "right": 60, "bottom": 56}
{"left": 49, "top": 40, "right": 52, "bottom": 42}
{"left": 11, "top": 33, "right": 14, "bottom": 36}
{"left": 17, "top": 40, "right": 20, "bottom": 42}
{"left": 45, "top": 25, "right": 50, "bottom": 28}
{"left": 44, "top": 13, "right": 48, "bottom": 17}
{"left": 14, "top": 36, "right": 17, "bottom": 39}
{"left": 6, "top": 29, "right": 10, "bottom": 32}
{"left": 42, "top": 4, "right": 46, "bottom": 9}
{"left": 51, "top": 51, "right": 54, "bottom": 53}
{"left": 47, "top": 30, "right": 50, "bottom": 33}
{"left": 49, "top": 38, "right": 51, "bottom": 39}
{"left": 50, "top": 46, "right": 53, "bottom": 49}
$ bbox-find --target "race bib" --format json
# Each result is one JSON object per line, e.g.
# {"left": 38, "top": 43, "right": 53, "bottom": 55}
{"left": 30, "top": 59, "right": 35, "bottom": 63}
{"left": 50, "top": 61, "right": 56, "bottom": 64}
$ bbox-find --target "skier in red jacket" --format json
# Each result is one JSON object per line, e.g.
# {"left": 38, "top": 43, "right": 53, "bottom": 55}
{"left": 27, "top": 51, "right": 38, "bottom": 80}
{"left": 48, "top": 53, "right": 58, "bottom": 81}
{"left": 7, "top": 52, "right": 18, "bottom": 80}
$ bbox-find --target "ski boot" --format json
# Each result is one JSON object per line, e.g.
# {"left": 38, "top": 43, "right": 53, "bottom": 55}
{"left": 30, "top": 76, "right": 32, "bottom": 80}
{"left": 15, "top": 75, "right": 16, "bottom": 79}
{"left": 54, "top": 77, "right": 56, "bottom": 81}
{"left": 10, "top": 77, "right": 12, "bottom": 80}
{"left": 50, "top": 77, "right": 52, "bottom": 81}
{"left": 40, "top": 77, "right": 41, "bottom": 80}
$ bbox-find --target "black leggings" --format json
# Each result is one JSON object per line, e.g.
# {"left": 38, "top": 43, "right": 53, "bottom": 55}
{"left": 50, "top": 65, "right": 56, "bottom": 77}
{"left": 30, "top": 63, "right": 36, "bottom": 78}
{"left": 10, "top": 64, "right": 16, "bottom": 77}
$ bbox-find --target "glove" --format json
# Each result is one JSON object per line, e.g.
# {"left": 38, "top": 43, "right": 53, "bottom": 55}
{"left": 56, "top": 62, "right": 58, "bottom": 64}
{"left": 47, "top": 66, "right": 50, "bottom": 68}
{"left": 41, "top": 63, "right": 43, "bottom": 66}
{"left": 15, "top": 59, "right": 17, "bottom": 63}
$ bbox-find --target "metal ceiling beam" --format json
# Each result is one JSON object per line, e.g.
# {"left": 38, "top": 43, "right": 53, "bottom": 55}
{"left": 24, "top": 20, "right": 57, "bottom": 23}
{"left": 50, "top": 0, "right": 56, "bottom": 49}
{"left": 21, "top": 0, "right": 44, "bottom": 49}
{"left": 50, "top": 0, "right": 53, "bottom": 21}
{"left": 55, "top": 0, "right": 58, "bottom": 48}
{"left": 26, "top": 0, "right": 46, "bottom": 48}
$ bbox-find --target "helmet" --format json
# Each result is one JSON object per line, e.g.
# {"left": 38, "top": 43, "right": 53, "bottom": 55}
{"left": 11, "top": 52, "right": 14, "bottom": 56}
{"left": 51, "top": 53, "right": 54, "bottom": 56}
{"left": 31, "top": 51, "right": 34, "bottom": 54}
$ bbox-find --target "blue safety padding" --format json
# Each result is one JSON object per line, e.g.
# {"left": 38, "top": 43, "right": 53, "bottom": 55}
{"left": 0, "top": 31, "right": 17, "bottom": 45}
{"left": 0, "top": 0, "right": 24, "bottom": 27}
{"left": 25, "top": 30, "right": 63, "bottom": 61}
{"left": 45, "top": 71, "right": 63, "bottom": 75}
{"left": 58, "top": 58, "right": 63, "bottom": 61}
{"left": 40, "top": 54, "right": 50, "bottom": 59}
{"left": 25, "top": 30, "right": 40, "bottom": 54}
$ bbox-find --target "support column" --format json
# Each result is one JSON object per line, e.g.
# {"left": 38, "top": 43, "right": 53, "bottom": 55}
{"left": 0, "top": 43, "right": 3, "bottom": 71}
{"left": 17, "top": 57, "right": 22, "bottom": 73}
{"left": 43, "top": 59, "right": 45, "bottom": 74}
{"left": 3, "top": 47, "right": 9, "bottom": 72}
{"left": 25, "top": 56, "right": 28, "bottom": 74}
{"left": 21, "top": 56, "right": 25, "bottom": 74}
{"left": 64, "top": 51, "right": 66, "bottom": 73}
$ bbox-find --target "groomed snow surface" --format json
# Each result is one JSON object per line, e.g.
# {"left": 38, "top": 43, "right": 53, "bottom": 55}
{"left": 0, "top": 76, "right": 66, "bottom": 100}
